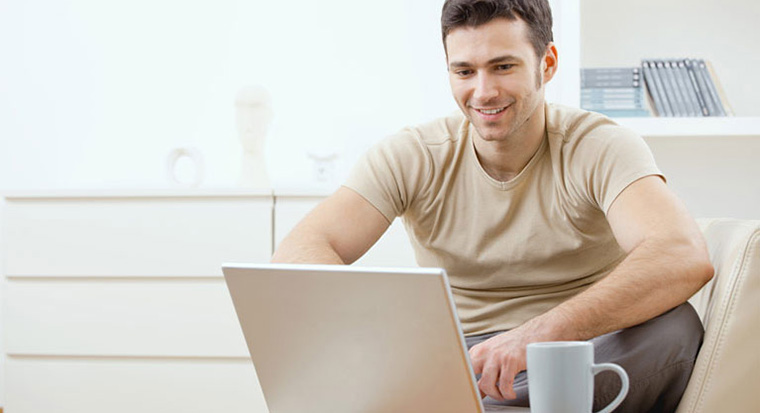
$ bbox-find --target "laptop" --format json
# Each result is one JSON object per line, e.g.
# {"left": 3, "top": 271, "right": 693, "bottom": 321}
{"left": 223, "top": 263, "right": 529, "bottom": 413}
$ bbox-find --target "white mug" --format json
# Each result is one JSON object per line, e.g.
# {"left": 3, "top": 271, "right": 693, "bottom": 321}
{"left": 527, "top": 341, "right": 629, "bottom": 413}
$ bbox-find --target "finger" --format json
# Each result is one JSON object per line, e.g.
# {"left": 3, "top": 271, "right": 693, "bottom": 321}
{"left": 478, "top": 363, "right": 504, "bottom": 401}
{"left": 498, "top": 366, "right": 517, "bottom": 400}
{"left": 469, "top": 347, "right": 484, "bottom": 375}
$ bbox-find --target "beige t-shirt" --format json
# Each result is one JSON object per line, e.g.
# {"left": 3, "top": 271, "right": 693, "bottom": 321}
{"left": 344, "top": 103, "right": 663, "bottom": 336}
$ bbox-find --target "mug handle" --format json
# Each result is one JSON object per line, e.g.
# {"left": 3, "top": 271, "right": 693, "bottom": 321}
{"left": 592, "top": 363, "right": 629, "bottom": 413}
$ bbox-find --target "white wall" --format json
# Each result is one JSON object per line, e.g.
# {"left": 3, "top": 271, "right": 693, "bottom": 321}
{"left": 0, "top": 0, "right": 461, "bottom": 191}
{"left": 0, "top": 0, "right": 578, "bottom": 193}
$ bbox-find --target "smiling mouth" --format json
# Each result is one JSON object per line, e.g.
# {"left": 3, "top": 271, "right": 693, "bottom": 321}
{"left": 474, "top": 106, "right": 507, "bottom": 115}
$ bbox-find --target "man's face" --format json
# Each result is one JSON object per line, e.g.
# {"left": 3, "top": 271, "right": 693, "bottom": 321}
{"left": 446, "top": 17, "right": 551, "bottom": 143}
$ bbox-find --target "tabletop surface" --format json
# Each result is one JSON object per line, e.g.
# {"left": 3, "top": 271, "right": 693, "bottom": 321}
{"left": 483, "top": 406, "right": 530, "bottom": 412}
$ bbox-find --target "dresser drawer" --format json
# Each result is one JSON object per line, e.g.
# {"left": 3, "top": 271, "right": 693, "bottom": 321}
{"left": 2, "top": 195, "right": 272, "bottom": 277}
{"left": 4, "top": 277, "right": 248, "bottom": 357}
{"left": 4, "top": 356, "right": 268, "bottom": 413}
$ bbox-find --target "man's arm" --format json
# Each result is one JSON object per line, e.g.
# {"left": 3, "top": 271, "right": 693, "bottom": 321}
{"left": 470, "top": 175, "right": 714, "bottom": 401}
{"left": 271, "top": 186, "right": 392, "bottom": 264}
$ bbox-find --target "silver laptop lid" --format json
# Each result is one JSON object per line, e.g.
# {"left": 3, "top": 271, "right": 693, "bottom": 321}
{"left": 223, "top": 263, "right": 484, "bottom": 413}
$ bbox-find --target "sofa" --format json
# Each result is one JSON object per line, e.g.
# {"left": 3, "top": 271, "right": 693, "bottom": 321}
{"left": 676, "top": 218, "right": 760, "bottom": 412}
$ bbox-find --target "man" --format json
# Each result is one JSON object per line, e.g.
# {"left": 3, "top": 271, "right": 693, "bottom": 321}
{"left": 272, "top": 0, "right": 714, "bottom": 411}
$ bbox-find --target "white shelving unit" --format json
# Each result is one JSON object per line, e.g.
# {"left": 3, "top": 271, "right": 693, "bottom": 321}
{"left": 564, "top": 0, "right": 760, "bottom": 138}
{"left": 613, "top": 117, "right": 760, "bottom": 138}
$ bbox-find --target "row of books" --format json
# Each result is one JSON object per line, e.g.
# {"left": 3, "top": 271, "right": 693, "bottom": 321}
{"left": 581, "top": 67, "right": 649, "bottom": 117}
{"left": 641, "top": 59, "right": 728, "bottom": 117}
{"left": 580, "top": 59, "right": 730, "bottom": 118}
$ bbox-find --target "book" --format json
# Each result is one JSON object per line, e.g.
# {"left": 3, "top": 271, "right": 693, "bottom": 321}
{"left": 643, "top": 60, "right": 674, "bottom": 117}
{"left": 581, "top": 78, "right": 642, "bottom": 88}
{"left": 590, "top": 109, "right": 651, "bottom": 118}
{"left": 581, "top": 67, "right": 641, "bottom": 88}
{"left": 580, "top": 67, "right": 650, "bottom": 117}
{"left": 684, "top": 59, "right": 710, "bottom": 116}
{"left": 581, "top": 88, "right": 645, "bottom": 98}
{"left": 703, "top": 60, "right": 733, "bottom": 115}
{"left": 641, "top": 60, "right": 668, "bottom": 117}
{"left": 689, "top": 58, "right": 719, "bottom": 116}
{"left": 664, "top": 60, "right": 690, "bottom": 117}
{"left": 581, "top": 67, "right": 642, "bottom": 75}
{"left": 582, "top": 102, "right": 646, "bottom": 110}
{"left": 639, "top": 58, "right": 730, "bottom": 117}
{"left": 673, "top": 60, "right": 701, "bottom": 117}
{"left": 656, "top": 60, "right": 684, "bottom": 116}
{"left": 582, "top": 91, "right": 646, "bottom": 108}
{"left": 581, "top": 96, "right": 646, "bottom": 103}
{"left": 697, "top": 59, "right": 727, "bottom": 116}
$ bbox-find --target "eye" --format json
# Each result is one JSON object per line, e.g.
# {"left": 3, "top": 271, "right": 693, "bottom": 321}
{"left": 455, "top": 69, "right": 473, "bottom": 77}
{"left": 496, "top": 64, "right": 514, "bottom": 71}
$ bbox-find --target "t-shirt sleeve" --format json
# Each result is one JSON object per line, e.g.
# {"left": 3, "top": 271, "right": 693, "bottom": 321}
{"left": 568, "top": 123, "right": 665, "bottom": 214}
{"left": 343, "top": 130, "right": 431, "bottom": 223}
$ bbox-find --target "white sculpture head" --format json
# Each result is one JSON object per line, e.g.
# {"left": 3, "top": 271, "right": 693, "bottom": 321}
{"left": 235, "top": 85, "right": 273, "bottom": 154}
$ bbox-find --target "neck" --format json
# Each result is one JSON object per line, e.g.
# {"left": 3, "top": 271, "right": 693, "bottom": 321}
{"left": 473, "top": 103, "right": 546, "bottom": 182}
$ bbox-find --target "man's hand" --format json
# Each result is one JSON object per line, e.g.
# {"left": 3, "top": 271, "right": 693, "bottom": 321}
{"left": 469, "top": 312, "right": 574, "bottom": 401}
{"left": 468, "top": 329, "right": 532, "bottom": 401}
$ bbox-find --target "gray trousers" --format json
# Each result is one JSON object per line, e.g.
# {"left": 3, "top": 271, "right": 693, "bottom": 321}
{"left": 465, "top": 302, "right": 703, "bottom": 413}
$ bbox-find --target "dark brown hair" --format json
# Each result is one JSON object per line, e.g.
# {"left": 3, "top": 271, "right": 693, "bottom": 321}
{"left": 441, "top": 0, "right": 553, "bottom": 58}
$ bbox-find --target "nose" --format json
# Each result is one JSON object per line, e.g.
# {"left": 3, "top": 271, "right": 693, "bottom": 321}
{"left": 472, "top": 72, "right": 499, "bottom": 104}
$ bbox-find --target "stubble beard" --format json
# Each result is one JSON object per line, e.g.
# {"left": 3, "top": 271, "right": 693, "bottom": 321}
{"left": 473, "top": 64, "right": 544, "bottom": 142}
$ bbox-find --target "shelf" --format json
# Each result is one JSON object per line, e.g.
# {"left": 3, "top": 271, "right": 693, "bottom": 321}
{"left": 612, "top": 117, "right": 760, "bottom": 138}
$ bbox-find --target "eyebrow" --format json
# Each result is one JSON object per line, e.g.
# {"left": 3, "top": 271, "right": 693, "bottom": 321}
{"left": 448, "top": 55, "right": 524, "bottom": 69}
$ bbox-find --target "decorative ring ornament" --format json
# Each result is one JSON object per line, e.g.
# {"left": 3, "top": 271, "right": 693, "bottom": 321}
{"left": 166, "top": 146, "right": 205, "bottom": 187}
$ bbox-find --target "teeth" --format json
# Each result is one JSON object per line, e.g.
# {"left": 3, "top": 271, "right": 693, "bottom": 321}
{"left": 478, "top": 107, "right": 506, "bottom": 115}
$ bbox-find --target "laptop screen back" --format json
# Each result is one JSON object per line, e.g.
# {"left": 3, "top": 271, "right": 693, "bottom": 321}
{"left": 223, "top": 263, "right": 483, "bottom": 413}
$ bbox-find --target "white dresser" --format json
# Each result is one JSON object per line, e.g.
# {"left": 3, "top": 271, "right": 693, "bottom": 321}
{"left": 0, "top": 189, "right": 415, "bottom": 413}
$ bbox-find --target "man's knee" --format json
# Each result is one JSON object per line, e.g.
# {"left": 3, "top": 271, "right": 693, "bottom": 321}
{"left": 592, "top": 302, "right": 704, "bottom": 412}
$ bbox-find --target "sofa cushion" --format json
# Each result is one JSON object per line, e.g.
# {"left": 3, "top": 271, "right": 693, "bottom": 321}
{"left": 678, "top": 219, "right": 760, "bottom": 413}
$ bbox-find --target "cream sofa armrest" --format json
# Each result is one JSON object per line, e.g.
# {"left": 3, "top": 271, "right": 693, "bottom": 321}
{"left": 677, "top": 219, "right": 760, "bottom": 413}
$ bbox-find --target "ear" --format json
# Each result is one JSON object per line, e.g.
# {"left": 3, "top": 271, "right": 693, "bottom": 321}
{"left": 542, "top": 43, "right": 558, "bottom": 83}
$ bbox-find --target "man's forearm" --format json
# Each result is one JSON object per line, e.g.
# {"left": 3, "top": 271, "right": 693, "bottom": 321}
{"left": 270, "top": 187, "right": 391, "bottom": 265}
{"left": 460, "top": 238, "right": 713, "bottom": 403}
{"left": 520, "top": 236, "right": 714, "bottom": 342}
